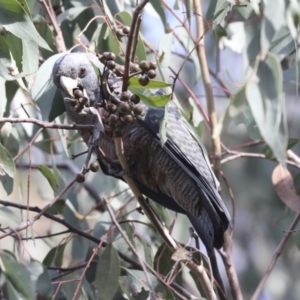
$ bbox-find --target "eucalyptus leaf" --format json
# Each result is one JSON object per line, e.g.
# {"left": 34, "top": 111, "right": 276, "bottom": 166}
{"left": 94, "top": 244, "right": 120, "bottom": 300}
{"left": 0, "top": 251, "right": 36, "bottom": 299}
{"left": 37, "top": 164, "right": 59, "bottom": 192}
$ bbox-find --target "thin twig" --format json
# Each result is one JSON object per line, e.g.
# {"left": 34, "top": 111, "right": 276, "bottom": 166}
{"left": 38, "top": 0, "right": 66, "bottom": 52}
{"left": 0, "top": 199, "right": 141, "bottom": 269}
{"left": 193, "top": 1, "right": 242, "bottom": 299}
{"left": 122, "top": 0, "right": 149, "bottom": 92}
{"left": 0, "top": 177, "right": 77, "bottom": 240}
{"left": 221, "top": 151, "right": 300, "bottom": 169}
{"left": 114, "top": 137, "right": 217, "bottom": 300}
{"left": 251, "top": 212, "right": 300, "bottom": 300}
{"left": 0, "top": 117, "right": 93, "bottom": 130}
{"left": 105, "top": 199, "right": 156, "bottom": 299}
{"left": 130, "top": 15, "right": 142, "bottom": 62}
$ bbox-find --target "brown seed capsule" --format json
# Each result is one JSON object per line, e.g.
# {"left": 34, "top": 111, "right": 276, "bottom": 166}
{"left": 120, "top": 91, "right": 131, "bottom": 102}
{"left": 138, "top": 75, "right": 150, "bottom": 86}
{"left": 107, "top": 103, "right": 117, "bottom": 113}
{"left": 122, "top": 26, "right": 130, "bottom": 35}
{"left": 103, "top": 52, "right": 116, "bottom": 61}
{"left": 130, "top": 94, "right": 140, "bottom": 104}
{"left": 118, "top": 102, "right": 131, "bottom": 114}
{"left": 109, "top": 95, "right": 121, "bottom": 105}
{"left": 113, "top": 128, "right": 123, "bottom": 137}
{"left": 133, "top": 105, "right": 143, "bottom": 115}
{"left": 116, "top": 29, "right": 125, "bottom": 38}
{"left": 109, "top": 114, "right": 118, "bottom": 124}
{"left": 131, "top": 63, "right": 141, "bottom": 73}
{"left": 139, "top": 60, "right": 150, "bottom": 71}
{"left": 78, "top": 97, "right": 89, "bottom": 106}
{"left": 115, "top": 120, "right": 126, "bottom": 128}
{"left": 73, "top": 89, "right": 83, "bottom": 98}
{"left": 115, "top": 65, "right": 125, "bottom": 76}
{"left": 101, "top": 116, "right": 109, "bottom": 124}
{"left": 90, "top": 161, "right": 100, "bottom": 172}
{"left": 149, "top": 61, "right": 157, "bottom": 70}
{"left": 123, "top": 114, "right": 134, "bottom": 124}
{"left": 76, "top": 173, "right": 85, "bottom": 183}
{"left": 147, "top": 69, "right": 156, "bottom": 79}
{"left": 106, "top": 60, "right": 116, "bottom": 70}
{"left": 69, "top": 98, "right": 77, "bottom": 106}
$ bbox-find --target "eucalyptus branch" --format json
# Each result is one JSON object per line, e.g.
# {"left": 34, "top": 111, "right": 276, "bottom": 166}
{"left": 114, "top": 137, "right": 217, "bottom": 300}
{"left": 113, "top": 137, "right": 177, "bottom": 249}
{"left": 221, "top": 151, "right": 300, "bottom": 170}
{"left": 0, "top": 117, "right": 93, "bottom": 130}
{"left": 105, "top": 199, "right": 156, "bottom": 299}
{"left": 193, "top": 0, "right": 221, "bottom": 178}
{"left": 251, "top": 212, "right": 300, "bottom": 300}
{"left": 16, "top": 162, "right": 106, "bottom": 211}
{"left": 0, "top": 178, "right": 77, "bottom": 240}
{"left": 0, "top": 199, "right": 141, "bottom": 269}
{"left": 122, "top": 0, "right": 149, "bottom": 91}
{"left": 38, "top": 0, "right": 66, "bottom": 52}
{"left": 193, "top": 1, "right": 242, "bottom": 300}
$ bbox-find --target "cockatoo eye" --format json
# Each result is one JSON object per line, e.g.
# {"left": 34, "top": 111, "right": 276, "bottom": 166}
{"left": 79, "top": 67, "right": 86, "bottom": 76}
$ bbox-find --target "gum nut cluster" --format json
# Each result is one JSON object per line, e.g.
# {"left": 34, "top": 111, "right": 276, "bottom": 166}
{"left": 98, "top": 51, "right": 157, "bottom": 138}
{"left": 71, "top": 88, "right": 89, "bottom": 113}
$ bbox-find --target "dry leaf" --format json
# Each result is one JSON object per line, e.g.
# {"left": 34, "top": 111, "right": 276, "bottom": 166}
{"left": 171, "top": 248, "right": 192, "bottom": 262}
{"left": 272, "top": 164, "right": 300, "bottom": 212}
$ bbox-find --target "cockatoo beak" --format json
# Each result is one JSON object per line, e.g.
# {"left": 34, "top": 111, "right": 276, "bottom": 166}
{"left": 59, "top": 76, "right": 78, "bottom": 97}
{"left": 59, "top": 76, "right": 89, "bottom": 100}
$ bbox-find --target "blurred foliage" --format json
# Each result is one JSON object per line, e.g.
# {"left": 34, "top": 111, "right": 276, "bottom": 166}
{"left": 0, "top": 0, "right": 300, "bottom": 299}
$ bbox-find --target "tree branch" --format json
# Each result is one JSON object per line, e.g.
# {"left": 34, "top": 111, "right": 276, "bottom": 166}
{"left": 193, "top": 1, "right": 242, "bottom": 299}
{"left": 0, "top": 117, "right": 93, "bottom": 130}
{"left": 251, "top": 212, "right": 300, "bottom": 300}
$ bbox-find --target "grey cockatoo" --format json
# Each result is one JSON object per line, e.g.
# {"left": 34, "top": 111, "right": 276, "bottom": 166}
{"left": 52, "top": 52, "right": 231, "bottom": 292}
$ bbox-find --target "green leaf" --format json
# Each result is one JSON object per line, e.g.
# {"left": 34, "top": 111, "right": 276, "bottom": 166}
{"left": 34, "top": 14, "right": 57, "bottom": 59}
{"left": 129, "top": 87, "right": 171, "bottom": 107}
{"left": 150, "top": 0, "right": 167, "bottom": 29}
{"left": 56, "top": 6, "right": 88, "bottom": 24}
{"left": 213, "top": 1, "right": 232, "bottom": 25}
{"left": 136, "top": 236, "right": 153, "bottom": 267}
{"left": 214, "top": 85, "right": 247, "bottom": 138}
{"left": 153, "top": 244, "right": 182, "bottom": 291}
{"left": 5, "top": 32, "right": 22, "bottom": 71}
{"left": 158, "top": 32, "right": 173, "bottom": 67}
{"left": 0, "top": 174, "right": 13, "bottom": 195}
{"left": 0, "top": 77, "right": 7, "bottom": 117}
{"left": 213, "top": 24, "right": 227, "bottom": 40}
{"left": 0, "top": 33, "right": 16, "bottom": 80}
{"left": 129, "top": 77, "right": 171, "bottom": 89}
{"left": 245, "top": 53, "right": 287, "bottom": 164}
{"left": 2, "top": 280, "right": 22, "bottom": 300}
{"left": 173, "top": 27, "right": 201, "bottom": 82}
{"left": 1, "top": 123, "right": 19, "bottom": 158}
{"left": 46, "top": 199, "right": 66, "bottom": 215}
{"left": 36, "top": 266, "right": 53, "bottom": 299}
{"left": 37, "top": 164, "right": 59, "bottom": 192}
{"left": 32, "top": 52, "right": 66, "bottom": 120}
{"left": 0, "top": 142, "right": 16, "bottom": 177}
{"left": 260, "top": 0, "right": 285, "bottom": 59}
{"left": 21, "top": 38, "right": 39, "bottom": 84}
{"left": 0, "top": 0, "right": 51, "bottom": 50}
{"left": 0, "top": 251, "right": 36, "bottom": 299}
{"left": 43, "top": 243, "right": 67, "bottom": 267}
{"left": 94, "top": 244, "right": 120, "bottom": 300}
{"left": 116, "top": 11, "right": 147, "bottom": 61}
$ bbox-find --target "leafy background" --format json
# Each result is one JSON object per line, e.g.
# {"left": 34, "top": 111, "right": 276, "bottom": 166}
{"left": 0, "top": 0, "right": 300, "bottom": 299}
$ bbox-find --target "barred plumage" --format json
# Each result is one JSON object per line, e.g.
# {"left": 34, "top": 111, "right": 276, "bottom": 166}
{"left": 52, "top": 52, "right": 231, "bottom": 291}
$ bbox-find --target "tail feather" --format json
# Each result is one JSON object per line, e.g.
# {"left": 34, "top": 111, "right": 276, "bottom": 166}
{"left": 188, "top": 211, "right": 227, "bottom": 299}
